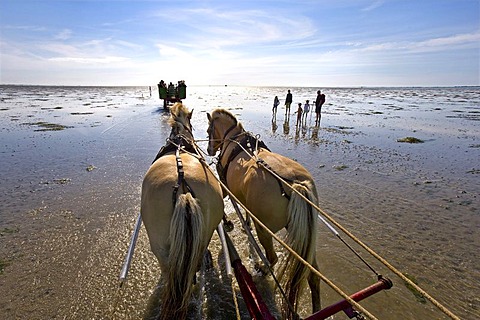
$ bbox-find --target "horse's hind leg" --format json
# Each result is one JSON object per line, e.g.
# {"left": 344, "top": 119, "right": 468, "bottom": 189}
{"left": 256, "top": 226, "right": 278, "bottom": 268}
{"left": 308, "top": 258, "right": 321, "bottom": 313}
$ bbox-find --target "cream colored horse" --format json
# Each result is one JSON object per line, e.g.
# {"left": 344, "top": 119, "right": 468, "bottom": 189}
{"left": 207, "top": 109, "right": 320, "bottom": 319}
{"left": 141, "top": 103, "right": 224, "bottom": 320}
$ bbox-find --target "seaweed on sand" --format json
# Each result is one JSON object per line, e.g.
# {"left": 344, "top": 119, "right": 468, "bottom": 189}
{"left": 23, "top": 121, "right": 72, "bottom": 131}
{"left": 397, "top": 137, "right": 424, "bottom": 143}
{"left": 403, "top": 273, "right": 427, "bottom": 304}
{"left": 1, "top": 227, "right": 19, "bottom": 236}
{"left": 333, "top": 164, "right": 348, "bottom": 171}
{"left": 0, "top": 259, "right": 9, "bottom": 274}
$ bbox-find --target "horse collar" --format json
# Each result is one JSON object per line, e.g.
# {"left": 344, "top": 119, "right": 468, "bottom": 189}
{"left": 151, "top": 134, "right": 197, "bottom": 164}
{"left": 222, "top": 123, "right": 238, "bottom": 141}
{"left": 216, "top": 133, "right": 271, "bottom": 187}
{"left": 217, "top": 124, "right": 242, "bottom": 167}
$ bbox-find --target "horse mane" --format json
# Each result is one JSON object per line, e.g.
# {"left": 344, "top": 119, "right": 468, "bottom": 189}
{"left": 168, "top": 103, "right": 192, "bottom": 134}
{"left": 211, "top": 108, "right": 243, "bottom": 130}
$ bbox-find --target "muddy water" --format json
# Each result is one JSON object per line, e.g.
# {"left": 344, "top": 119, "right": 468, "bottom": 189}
{"left": 0, "top": 85, "right": 478, "bottom": 319}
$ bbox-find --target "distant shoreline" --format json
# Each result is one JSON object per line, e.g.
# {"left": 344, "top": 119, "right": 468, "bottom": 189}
{"left": 1, "top": 83, "right": 479, "bottom": 90}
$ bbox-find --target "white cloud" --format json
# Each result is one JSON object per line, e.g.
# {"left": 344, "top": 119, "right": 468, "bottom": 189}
{"left": 155, "top": 44, "right": 192, "bottom": 59}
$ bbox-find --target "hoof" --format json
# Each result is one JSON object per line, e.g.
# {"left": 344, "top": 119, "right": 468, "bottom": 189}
{"left": 204, "top": 250, "right": 213, "bottom": 270}
{"left": 223, "top": 220, "right": 234, "bottom": 232}
{"left": 254, "top": 263, "right": 269, "bottom": 277}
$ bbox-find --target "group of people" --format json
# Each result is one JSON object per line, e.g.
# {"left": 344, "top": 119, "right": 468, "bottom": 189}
{"left": 272, "top": 89, "right": 326, "bottom": 126}
{"left": 158, "top": 80, "right": 187, "bottom": 100}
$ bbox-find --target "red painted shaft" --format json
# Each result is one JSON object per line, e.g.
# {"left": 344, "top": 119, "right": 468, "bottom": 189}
{"left": 305, "top": 277, "right": 393, "bottom": 320}
{"left": 232, "top": 260, "right": 276, "bottom": 320}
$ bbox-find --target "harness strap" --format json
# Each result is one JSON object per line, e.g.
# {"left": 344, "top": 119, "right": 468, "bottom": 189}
{"left": 223, "top": 123, "right": 238, "bottom": 141}
{"left": 256, "top": 158, "right": 291, "bottom": 201}
{"left": 172, "top": 141, "right": 196, "bottom": 204}
{"left": 216, "top": 123, "right": 240, "bottom": 169}
{"left": 152, "top": 135, "right": 197, "bottom": 205}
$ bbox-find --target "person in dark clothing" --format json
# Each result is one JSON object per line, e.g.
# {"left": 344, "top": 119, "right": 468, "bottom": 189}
{"left": 294, "top": 102, "right": 303, "bottom": 127}
{"left": 285, "top": 89, "right": 293, "bottom": 115}
{"left": 315, "top": 90, "right": 326, "bottom": 125}
{"left": 273, "top": 95, "right": 280, "bottom": 116}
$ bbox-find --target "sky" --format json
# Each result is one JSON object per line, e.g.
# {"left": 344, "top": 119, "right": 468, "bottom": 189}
{"left": 0, "top": 0, "right": 479, "bottom": 87}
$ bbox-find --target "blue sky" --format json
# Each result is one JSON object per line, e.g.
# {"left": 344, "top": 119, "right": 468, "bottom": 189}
{"left": 1, "top": 0, "right": 479, "bottom": 87}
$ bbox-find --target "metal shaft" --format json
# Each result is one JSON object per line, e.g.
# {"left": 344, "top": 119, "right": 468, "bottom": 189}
{"left": 119, "top": 214, "right": 142, "bottom": 285}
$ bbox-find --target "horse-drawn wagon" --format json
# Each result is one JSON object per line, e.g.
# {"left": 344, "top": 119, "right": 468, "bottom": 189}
{"left": 157, "top": 80, "right": 186, "bottom": 109}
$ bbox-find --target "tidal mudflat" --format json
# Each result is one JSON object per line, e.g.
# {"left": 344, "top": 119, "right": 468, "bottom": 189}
{"left": 0, "top": 85, "right": 478, "bottom": 319}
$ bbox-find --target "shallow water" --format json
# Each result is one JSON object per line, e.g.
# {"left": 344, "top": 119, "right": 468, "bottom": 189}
{"left": 0, "top": 85, "right": 479, "bottom": 319}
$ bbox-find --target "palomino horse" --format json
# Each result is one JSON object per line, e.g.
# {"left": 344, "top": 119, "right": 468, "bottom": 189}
{"left": 141, "top": 103, "right": 224, "bottom": 320}
{"left": 207, "top": 109, "right": 320, "bottom": 319}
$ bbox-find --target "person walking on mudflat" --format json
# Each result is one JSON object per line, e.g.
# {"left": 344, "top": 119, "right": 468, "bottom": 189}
{"left": 285, "top": 89, "right": 293, "bottom": 116}
{"left": 294, "top": 102, "right": 303, "bottom": 127}
{"left": 273, "top": 95, "right": 280, "bottom": 117}
{"left": 315, "top": 90, "right": 326, "bottom": 125}
{"left": 303, "top": 100, "right": 310, "bottom": 124}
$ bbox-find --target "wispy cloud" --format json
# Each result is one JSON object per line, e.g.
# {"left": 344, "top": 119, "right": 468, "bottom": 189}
{"left": 357, "top": 31, "right": 480, "bottom": 53}
{"left": 362, "top": 0, "right": 385, "bottom": 12}
{"left": 413, "top": 32, "right": 480, "bottom": 50}
{"left": 151, "top": 7, "right": 316, "bottom": 49}
{"left": 20, "top": 37, "right": 134, "bottom": 67}
{"left": 3, "top": 25, "right": 46, "bottom": 32}
{"left": 48, "top": 56, "right": 128, "bottom": 64}
{"left": 54, "top": 29, "right": 72, "bottom": 40}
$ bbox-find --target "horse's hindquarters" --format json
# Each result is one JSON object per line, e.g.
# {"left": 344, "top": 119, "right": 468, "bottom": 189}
{"left": 141, "top": 153, "right": 224, "bottom": 319}
{"left": 141, "top": 154, "right": 224, "bottom": 262}
{"left": 141, "top": 157, "right": 178, "bottom": 264}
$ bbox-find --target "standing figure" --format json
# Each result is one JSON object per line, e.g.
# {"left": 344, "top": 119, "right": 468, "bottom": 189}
{"left": 303, "top": 100, "right": 310, "bottom": 124}
{"left": 285, "top": 90, "right": 293, "bottom": 115}
{"left": 273, "top": 96, "right": 280, "bottom": 116}
{"left": 168, "top": 82, "right": 175, "bottom": 98}
{"left": 315, "top": 90, "right": 326, "bottom": 125}
{"left": 294, "top": 102, "right": 303, "bottom": 127}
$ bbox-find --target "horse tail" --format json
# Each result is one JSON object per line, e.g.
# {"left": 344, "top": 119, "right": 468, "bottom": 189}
{"left": 159, "top": 193, "right": 204, "bottom": 320}
{"left": 280, "top": 181, "right": 317, "bottom": 319}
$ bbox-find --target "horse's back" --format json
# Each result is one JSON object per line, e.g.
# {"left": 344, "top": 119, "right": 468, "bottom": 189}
{"left": 240, "top": 149, "right": 317, "bottom": 198}
{"left": 259, "top": 150, "right": 315, "bottom": 185}
{"left": 142, "top": 153, "right": 223, "bottom": 209}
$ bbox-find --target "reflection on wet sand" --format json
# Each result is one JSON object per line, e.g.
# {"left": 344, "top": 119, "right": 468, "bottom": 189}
{"left": 271, "top": 117, "right": 278, "bottom": 133}
{"left": 311, "top": 126, "right": 319, "bottom": 140}
{"left": 283, "top": 116, "right": 290, "bottom": 135}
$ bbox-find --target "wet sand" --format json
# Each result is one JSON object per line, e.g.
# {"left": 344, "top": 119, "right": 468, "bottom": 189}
{"left": 0, "top": 85, "right": 479, "bottom": 319}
